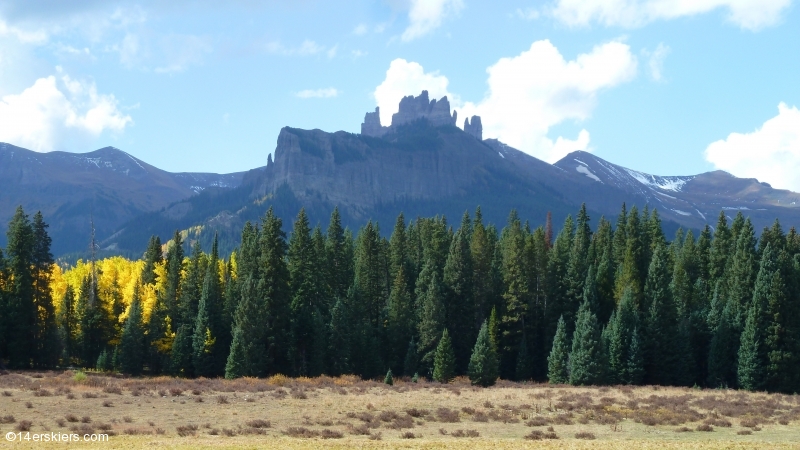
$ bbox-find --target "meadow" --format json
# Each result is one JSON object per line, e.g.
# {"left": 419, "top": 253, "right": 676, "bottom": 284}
{"left": 1, "top": 370, "right": 800, "bottom": 449}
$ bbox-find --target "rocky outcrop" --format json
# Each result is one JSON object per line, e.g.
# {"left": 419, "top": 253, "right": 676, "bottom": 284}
{"left": 464, "top": 116, "right": 482, "bottom": 140}
{"left": 361, "top": 107, "right": 387, "bottom": 137}
{"left": 361, "top": 90, "right": 458, "bottom": 137}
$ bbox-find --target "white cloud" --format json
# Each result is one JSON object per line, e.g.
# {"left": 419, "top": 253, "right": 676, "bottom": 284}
{"left": 154, "top": 34, "right": 212, "bottom": 73}
{"left": 265, "top": 39, "right": 325, "bottom": 56}
{"left": 296, "top": 88, "right": 339, "bottom": 99}
{"left": 0, "top": 19, "right": 48, "bottom": 43}
{"left": 401, "top": 0, "right": 464, "bottom": 42}
{"left": 373, "top": 59, "right": 457, "bottom": 125}
{"left": 0, "top": 68, "right": 132, "bottom": 151}
{"left": 514, "top": 8, "right": 540, "bottom": 20}
{"left": 548, "top": 0, "right": 792, "bottom": 31}
{"left": 705, "top": 103, "right": 800, "bottom": 192}
{"left": 351, "top": 50, "right": 367, "bottom": 58}
{"left": 326, "top": 45, "right": 338, "bottom": 59}
{"left": 643, "top": 43, "right": 669, "bottom": 81}
{"left": 353, "top": 24, "right": 368, "bottom": 35}
{"left": 373, "top": 40, "right": 637, "bottom": 163}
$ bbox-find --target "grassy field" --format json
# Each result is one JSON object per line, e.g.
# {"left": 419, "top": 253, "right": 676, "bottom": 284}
{"left": 1, "top": 370, "right": 799, "bottom": 449}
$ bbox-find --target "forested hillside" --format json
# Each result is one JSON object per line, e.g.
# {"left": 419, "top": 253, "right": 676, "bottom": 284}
{"left": 1, "top": 203, "right": 798, "bottom": 393}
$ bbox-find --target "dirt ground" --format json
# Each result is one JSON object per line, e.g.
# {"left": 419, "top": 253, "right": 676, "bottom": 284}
{"left": 1, "top": 370, "right": 799, "bottom": 449}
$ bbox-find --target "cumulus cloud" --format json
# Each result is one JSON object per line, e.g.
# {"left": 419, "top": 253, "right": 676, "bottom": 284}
{"left": 374, "top": 40, "right": 636, "bottom": 162}
{"left": 548, "top": 0, "right": 792, "bottom": 30}
{"left": 705, "top": 103, "right": 800, "bottom": 192}
{"left": 296, "top": 88, "right": 339, "bottom": 99}
{"left": 401, "top": 0, "right": 464, "bottom": 41}
{"left": 373, "top": 59, "right": 457, "bottom": 125}
{"left": 0, "top": 68, "right": 132, "bottom": 151}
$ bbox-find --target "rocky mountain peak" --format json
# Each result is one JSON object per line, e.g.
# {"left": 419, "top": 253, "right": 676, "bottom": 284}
{"left": 361, "top": 90, "right": 473, "bottom": 138}
{"left": 464, "top": 116, "right": 482, "bottom": 140}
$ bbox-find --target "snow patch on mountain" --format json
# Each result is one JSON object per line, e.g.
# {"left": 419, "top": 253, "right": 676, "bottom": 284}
{"left": 575, "top": 164, "right": 602, "bottom": 182}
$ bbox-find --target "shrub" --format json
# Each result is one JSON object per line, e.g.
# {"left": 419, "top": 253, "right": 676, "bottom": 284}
{"left": 103, "top": 386, "right": 122, "bottom": 395}
{"left": 33, "top": 389, "right": 52, "bottom": 397}
{"left": 320, "top": 429, "right": 344, "bottom": 439}
{"left": 216, "top": 395, "right": 229, "bottom": 404}
{"left": 696, "top": 424, "right": 714, "bottom": 432}
{"left": 675, "top": 427, "right": 692, "bottom": 432}
{"left": 176, "top": 424, "right": 199, "bottom": 437}
{"left": 0, "top": 415, "right": 15, "bottom": 424}
{"left": 81, "top": 416, "right": 91, "bottom": 423}
{"left": 73, "top": 371, "right": 87, "bottom": 382}
{"left": 575, "top": 432, "right": 596, "bottom": 439}
{"left": 405, "top": 408, "right": 429, "bottom": 418}
{"left": 65, "top": 414, "right": 79, "bottom": 423}
{"left": 400, "top": 431, "right": 416, "bottom": 439}
{"left": 15, "top": 420, "right": 33, "bottom": 432}
{"left": 436, "top": 407, "right": 460, "bottom": 423}
{"left": 25, "top": 402, "right": 33, "bottom": 408}
{"left": 169, "top": 388, "right": 183, "bottom": 397}
{"left": 102, "top": 400, "right": 113, "bottom": 407}
{"left": 82, "top": 392, "right": 98, "bottom": 399}
{"left": 737, "top": 430, "right": 753, "bottom": 435}
{"left": 525, "top": 430, "right": 558, "bottom": 440}
{"left": 472, "top": 411, "right": 489, "bottom": 422}
{"left": 2, "top": 391, "right": 11, "bottom": 396}
{"left": 284, "top": 426, "right": 319, "bottom": 438}
{"left": 245, "top": 419, "right": 271, "bottom": 429}
{"left": 526, "top": 416, "right": 549, "bottom": 427}
{"left": 387, "top": 416, "right": 414, "bottom": 429}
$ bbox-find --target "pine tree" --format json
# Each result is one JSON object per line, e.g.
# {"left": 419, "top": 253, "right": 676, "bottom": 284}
{"left": 326, "top": 207, "right": 352, "bottom": 300}
{"left": 225, "top": 275, "right": 265, "bottom": 379}
{"left": 76, "top": 275, "right": 108, "bottom": 368}
{"left": 417, "top": 271, "right": 446, "bottom": 376}
{"left": 386, "top": 267, "right": 414, "bottom": 373}
{"left": 707, "top": 302, "right": 737, "bottom": 388}
{"left": 548, "top": 316, "right": 570, "bottom": 384}
{"left": 468, "top": 321, "right": 499, "bottom": 387}
{"left": 141, "top": 235, "right": 163, "bottom": 286}
{"left": 384, "top": 369, "right": 394, "bottom": 385}
{"left": 118, "top": 283, "right": 145, "bottom": 375}
{"left": 162, "top": 230, "right": 184, "bottom": 324}
{"left": 433, "top": 329, "right": 456, "bottom": 383}
{"left": 500, "top": 210, "right": 531, "bottom": 377}
{"left": 192, "top": 288, "right": 217, "bottom": 377}
{"left": 289, "top": 208, "right": 316, "bottom": 376}
{"left": 5, "top": 206, "right": 35, "bottom": 368}
{"left": 569, "top": 300, "right": 606, "bottom": 385}
{"left": 607, "top": 288, "right": 640, "bottom": 384}
{"left": 471, "top": 207, "right": 494, "bottom": 329}
{"left": 31, "top": 211, "right": 58, "bottom": 368}
{"left": 328, "top": 295, "right": 354, "bottom": 376}
{"left": 443, "top": 212, "right": 475, "bottom": 373}
{"left": 258, "top": 208, "right": 292, "bottom": 375}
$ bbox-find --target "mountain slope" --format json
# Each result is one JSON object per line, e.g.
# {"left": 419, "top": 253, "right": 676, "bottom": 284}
{"left": 555, "top": 150, "right": 800, "bottom": 230}
{"left": 0, "top": 142, "right": 247, "bottom": 255}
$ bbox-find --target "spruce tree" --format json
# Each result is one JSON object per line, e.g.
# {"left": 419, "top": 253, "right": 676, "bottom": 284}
{"left": 192, "top": 290, "right": 217, "bottom": 377}
{"left": 258, "top": 208, "right": 292, "bottom": 375}
{"left": 386, "top": 267, "right": 414, "bottom": 373}
{"left": 5, "top": 206, "right": 35, "bottom": 368}
{"left": 328, "top": 295, "right": 353, "bottom": 376}
{"left": 569, "top": 300, "right": 606, "bottom": 385}
{"left": 443, "top": 213, "right": 475, "bottom": 373}
{"left": 607, "top": 288, "right": 640, "bottom": 384}
{"left": 118, "top": 283, "right": 145, "bottom": 375}
{"left": 162, "top": 230, "right": 184, "bottom": 324}
{"left": 225, "top": 275, "right": 265, "bottom": 379}
{"left": 384, "top": 369, "right": 394, "bottom": 385}
{"left": 326, "top": 207, "right": 352, "bottom": 300}
{"left": 433, "top": 329, "right": 456, "bottom": 383}
{"left": 417, "top": 270, "right": 446, "bottom": 375}
{"left": 548, "top": 316, "right": 570, "bottom": 384}
{"left": 141, "top": 235, "right": 163, "bottom": 286}
{"left": 707, "top": 303, "right": 737, "bottom": 388}
{"left": 468, "top": 321, "right": 499, "bottom": 387}
{"left": 471, "top": 207, "right": 494, "bottom": 329}
{"left": 288, "top": 208, "right": 316, "bottom": 376}
{"left": 31, "top": 211, "right": 58, "bottom": 368}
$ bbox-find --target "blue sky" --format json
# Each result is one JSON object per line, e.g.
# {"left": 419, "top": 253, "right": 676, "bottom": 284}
{"left": 0, "top": 0, "right": 798, "bottom": 190}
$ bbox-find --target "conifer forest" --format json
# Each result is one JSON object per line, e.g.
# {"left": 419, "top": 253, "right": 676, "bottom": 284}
{"left": 2, "top": 203, "right": 799, "bottom": 394}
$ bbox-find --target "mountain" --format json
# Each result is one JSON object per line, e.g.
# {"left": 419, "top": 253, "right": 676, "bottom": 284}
{"left": 555, "top": 150, "right": 800, "bottom": 230}
{"left": 0, "top": 142, "right": 247, "bottom": 255}
{"left": 4, "top": 91, "right": 800, "bottom": 258}
{"left": 102, "top": 92, "right": 800, "bottom": 257}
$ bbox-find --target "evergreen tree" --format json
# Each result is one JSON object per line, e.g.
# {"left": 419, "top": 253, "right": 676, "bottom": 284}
{"left": 443, "top": 212, "right": 475, "bottom": 373}
{"left": 141, "top": 235, "right": 163, "bottom": 286}
{"left": 76, "top": 275, "right": 108, "bottom": 368}
{"left": 386, "top": 267, "right": 414, "bottom": 373}
{"left": 225, "top": 275, "right": 265, "bottom": 378}
{"left": 384, "top": 369, "right": 394, "bottom": 385}
{"left": 499, "top": 210, "right": 531, "bottom": 378}
{"left": 606, "top": 288, "right": 640, "bottom": 384}
{"left": 433, "top": 329, "right": 456, "bottom": 383}
{"left": 288, "top": 208, "right": 317, "bottom": 376}
{"left": 4, "top": 207, "right": 35, "bottom": 368}
{"left": 417, "top": 271, "right": 446, "bottom": 376}
{"left": 707, "top": 302, "right": 737, "bottom": 388}
{"left": 192, "top": 288, "right": 217, "bottom": 377}
{"left": 328, "top": 295, "right": 354, "bottom": 376}
{"left": 162, "top": 230, "right": 184, "bottom": 324}
{"left": 326, "top": 207, "right": 352, "bottom": 300}
{"left": 468, "top": 321, "right": 499, "bottom": 387}
{"left": 118, "top": 283, "right": 145, "bottom": 375}
{"left": 170, "top": 325, "right": 194, "bottom": 377}
{"left": 547, "top": 316, "right": 570, "bottom": 384}
{"left": 258, "top": 208, "right": 292, "bottom": 375}
{"left": 471, "top": 207, "right": 495, "bottom": 328}
{"left": 31, "top": 211, "right": 58, "bottom": 367}
{"left": 569, "top": 300, "right": 606, "bottom": 385}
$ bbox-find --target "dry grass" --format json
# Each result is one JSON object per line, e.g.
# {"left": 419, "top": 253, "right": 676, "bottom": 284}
{"left": 1, "top": 370, "right": 800, "bottom": 449}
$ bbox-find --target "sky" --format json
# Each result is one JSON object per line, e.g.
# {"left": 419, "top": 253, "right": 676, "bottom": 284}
{"left": 0, "top": 0, "right": 798, "bottom": 191}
